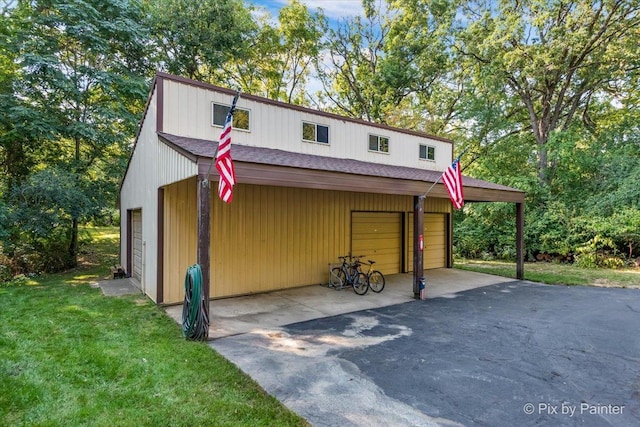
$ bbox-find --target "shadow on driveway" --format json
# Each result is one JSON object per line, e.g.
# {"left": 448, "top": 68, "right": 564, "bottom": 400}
{"left": 211, "top": 281, "right": 640, "bottom": 426}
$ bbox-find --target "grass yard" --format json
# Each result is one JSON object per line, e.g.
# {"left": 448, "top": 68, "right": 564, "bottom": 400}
{"left": 455, "top": 258, "right": 640, "bottom": 288}
{"left": 0, "top": 227, "right": 308, "bottom": 427}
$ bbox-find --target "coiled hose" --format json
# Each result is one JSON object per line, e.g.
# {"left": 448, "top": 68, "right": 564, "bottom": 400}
{"left": 181, "top": 264, "right": 209, "bottom": 341}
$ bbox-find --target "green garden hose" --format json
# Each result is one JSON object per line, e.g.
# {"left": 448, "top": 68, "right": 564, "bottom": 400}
{"left": 181, "top": 264, "right": 209, "bottom": 341}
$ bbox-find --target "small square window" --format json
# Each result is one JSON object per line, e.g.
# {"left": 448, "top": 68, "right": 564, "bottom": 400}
{"left": 302, "top": 122, "right": 329, "bottom": 144}
{"left": 419, "top": 144, "right": 435, "bottom": 161}
{"left": 369, "top": 134, "right": 389, "bottom": 153}
{"left": 212, "top": 103, "right": 250, "bottom": 131}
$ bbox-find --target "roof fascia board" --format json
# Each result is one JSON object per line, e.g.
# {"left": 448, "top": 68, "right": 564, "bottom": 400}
{"left": 196, "top": 159, "right": 525, "bottom": 203}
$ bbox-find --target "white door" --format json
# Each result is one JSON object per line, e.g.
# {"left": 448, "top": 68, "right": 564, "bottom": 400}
{"left": 131, "top": 210, "right": 143, "bottom": 282}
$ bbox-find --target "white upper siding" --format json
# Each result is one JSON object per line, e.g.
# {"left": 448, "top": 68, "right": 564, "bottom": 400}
{"left": 161, "top": 78, "right": 453, "bottom": 171}
{"left": 120, "top": 82, "right": 198, "bottom": 302}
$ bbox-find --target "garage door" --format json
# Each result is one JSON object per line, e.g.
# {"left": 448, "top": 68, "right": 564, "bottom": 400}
{"left": 407, "top": 213, "right": 447, "bottom": 270}
{"left": 351, "top": 212, "right": 402, "bottom": 274}
{"left": 131, "top": 210, "right": 143, "bottom": 282}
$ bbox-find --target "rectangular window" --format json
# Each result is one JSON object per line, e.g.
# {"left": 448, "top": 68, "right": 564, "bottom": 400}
{"left": 212, "top": 102, "right": 250, "bottom": 131}
{"left": 419, "top": 144, "right": 435, "bottom": 161}
{"left": 368, "top": 134, "right": 389, "bottom": 153}
{"left": 302, "top": 122, "right": 329, "bottom": 144}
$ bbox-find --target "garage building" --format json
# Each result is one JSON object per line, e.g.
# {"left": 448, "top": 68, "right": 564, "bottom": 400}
{"left": 119, "top": 73, "right": 525, "bottom": 305}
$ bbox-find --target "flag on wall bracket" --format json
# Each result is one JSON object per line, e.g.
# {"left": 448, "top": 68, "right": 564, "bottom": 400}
{"left": 442, "top": 156, "right": 464, "bottom": 210}
{"left": 215, "top": 92, "right": 240, "bottom": 203}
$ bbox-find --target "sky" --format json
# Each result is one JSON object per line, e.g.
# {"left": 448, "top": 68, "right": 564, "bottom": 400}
{"left": 249, "top": 0, "right": 366, "bottom": 20}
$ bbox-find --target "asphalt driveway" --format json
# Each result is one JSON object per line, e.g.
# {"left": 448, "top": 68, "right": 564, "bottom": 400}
{"left": 211, "top": 280, "right": 640, "bottom": 426}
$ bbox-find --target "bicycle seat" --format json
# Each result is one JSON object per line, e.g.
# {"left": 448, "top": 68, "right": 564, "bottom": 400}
{"left": 368, "top": 260, "right": 376, "bottom": 265}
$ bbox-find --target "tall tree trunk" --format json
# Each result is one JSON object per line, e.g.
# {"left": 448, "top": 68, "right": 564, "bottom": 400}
{"left": 69, "top": 136, "right": 81, "bottom": 267}
{"left": 538, "top": 142, "right": 549, "bottom": 185}
{"left": 69, "top": 217, "right": 78, "bottom": 268}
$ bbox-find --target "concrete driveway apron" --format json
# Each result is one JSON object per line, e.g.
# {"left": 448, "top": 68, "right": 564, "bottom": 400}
{"left": 210, "top": 281, "right": 640, "bottom": 427}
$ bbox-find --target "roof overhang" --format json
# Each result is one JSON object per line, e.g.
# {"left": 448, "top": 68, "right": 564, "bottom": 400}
{"left": 159, "top": 132, "right": 525, "bottom": 203}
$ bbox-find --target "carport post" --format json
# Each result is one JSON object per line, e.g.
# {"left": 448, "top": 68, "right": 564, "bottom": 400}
{"left": 197, "top": 173, "right": 211, "bottom": 337}
{"left": 413, "top": 195, "right": 425, "bottom": 298}
{"left": 516, "top": 202, "right": 525, "bottom": 280}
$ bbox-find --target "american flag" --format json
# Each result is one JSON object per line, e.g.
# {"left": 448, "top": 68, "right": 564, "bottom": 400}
{"left": 442, "top": 157, "right": 464, "bottom": 209}
{"left": 215, "top": 103, "right": 237, "bottom": 203}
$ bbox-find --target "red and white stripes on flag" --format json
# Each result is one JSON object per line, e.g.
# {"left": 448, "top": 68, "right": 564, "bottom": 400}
{"left": 442, "top": 157, "right": 464, "bottom": 210}
{"left": 215, "top": 110, "right": 236, "bottom": 203}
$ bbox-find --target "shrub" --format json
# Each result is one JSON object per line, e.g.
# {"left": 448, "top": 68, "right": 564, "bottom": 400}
{"left": 574, "top": 236, "right": 625, "bottom": 269}
{"left": 1, "top": 167, "right": 91, "bottom": 275}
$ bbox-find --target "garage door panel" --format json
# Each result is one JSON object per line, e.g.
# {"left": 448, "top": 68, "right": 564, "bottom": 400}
{"left": 406, "top": 213, "right": 447, "bottom": 271}
{"left": 352, "top": 212, "right": 402, "bottom": 274}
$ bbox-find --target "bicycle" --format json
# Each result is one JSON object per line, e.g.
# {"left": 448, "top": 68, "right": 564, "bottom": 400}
{"left": 354, "top": 257, "right": 385, "bottom": 293}
{"left": 330, "top": 255, "right": 369, "bottom": 295}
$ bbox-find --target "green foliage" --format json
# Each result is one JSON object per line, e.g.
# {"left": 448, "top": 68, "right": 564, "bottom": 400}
{"left": 146, "top": 0, "right": 255, "bottom": 81}
{"left": 1, "top": 0, "right": 150, "bottom": 271}
{"left": 455, "top": 0, "right": 640, "bottom": 185}
{"left": 2, "top": 168, "right": 93, "bottom": 273}
{"left": 574, "top": 235, "right": 624, "bottom": 269}
{"left": 454, "top": 203, "right": 516, "bottom": 260}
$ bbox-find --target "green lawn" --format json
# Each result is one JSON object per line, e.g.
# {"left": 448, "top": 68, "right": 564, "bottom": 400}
{"left": 0, "top": 227, "right": 308, "bottom": 427}
{"left": 455, "top": 258, "right": 640, "bottom": 288}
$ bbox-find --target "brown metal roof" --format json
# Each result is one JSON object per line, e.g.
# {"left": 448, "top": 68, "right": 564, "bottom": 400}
{"left": 158, "top": 132, "right": 525, "bottom": 202}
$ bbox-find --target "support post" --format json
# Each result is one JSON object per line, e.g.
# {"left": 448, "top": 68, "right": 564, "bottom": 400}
{"left": 413, "top": 195, "right": 425, "bottom": 298}
{"left": 516, "top": 202, "right": 525, "bottom": 280}
{"left": 157, "top": 188, "right": 164, "bottom": 303}
{"left": 197, "top": 174, "right": 211, "bottom": 337}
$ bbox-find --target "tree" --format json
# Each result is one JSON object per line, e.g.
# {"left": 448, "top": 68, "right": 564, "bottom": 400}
{"left": 1, "top": 0, "right": 150, "bottom": 270}
{"left": 318, "top": 0, "right": 393, "bottom": 121}
{"left": 456, "top": 0, "right": 640, "bottom": 186}
{"left": 270, "top": 0, "right": 327, "bottom": 104}
{"left": 317, "top": 0, "right": 463, "bottom": 134}
{"left": 214, "top": 0, "right": 327, "bottom": 105}
{"left": 146, "top": 0, "right": 256, "bottom": 82}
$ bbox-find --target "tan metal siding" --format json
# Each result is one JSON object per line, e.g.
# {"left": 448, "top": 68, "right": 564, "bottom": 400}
{"left": 162, "top": 178, "right": 197, "bottom": 304}
{"left": 162, "top": 182, "right": 421, "bottom": 303}
{"left": 351, "top": 212, "right": 403, "bottom": 274}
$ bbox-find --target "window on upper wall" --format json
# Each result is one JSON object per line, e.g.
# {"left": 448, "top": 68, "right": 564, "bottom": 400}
{"left": 369, "top": 134, "right": 389, "bottom": 153}
{"left": 419, "top": 144, "right": 436, "bottom": 161}
{"left": 212, "top": 102, "right": 250, "bottom": 131}
{"left": 302, "top": 121, "right": 329, "bottom": 144}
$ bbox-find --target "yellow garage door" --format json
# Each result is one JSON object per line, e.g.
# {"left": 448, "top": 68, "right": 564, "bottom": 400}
{"left": 351, "top": 212, "right": 402, "bottom": 274}
{"left": 406, "top": 213, "right": 447, "bottom": 270}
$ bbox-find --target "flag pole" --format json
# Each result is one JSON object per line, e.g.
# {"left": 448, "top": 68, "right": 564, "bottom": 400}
{"left": 422, "top": 148, "right": 468, "bottom": 198}
{"left": 422, "top": 175, "right": 442, "bottom": 198}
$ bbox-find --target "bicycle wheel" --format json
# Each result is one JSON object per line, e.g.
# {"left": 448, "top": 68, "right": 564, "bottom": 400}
{"left": 330, "top": 267, "right": 346, "bottom": 288}
{"left": 368, "top": 270, "right": 385, "bottom": 293}
{"left": 353, "top": 272, "right": 369, "bottom": 295}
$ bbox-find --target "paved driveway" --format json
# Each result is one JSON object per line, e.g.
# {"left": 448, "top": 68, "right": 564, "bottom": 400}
{"left": 211, "top": 281, "right": 640, "bottom": 426}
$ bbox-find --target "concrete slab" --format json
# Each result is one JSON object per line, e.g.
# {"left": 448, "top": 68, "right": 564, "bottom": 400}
{"left": 95, "top": 278, "right": 141, "bottom": 297}
{"left": 164, "top": 268, "right": 513, "bottom": 339}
